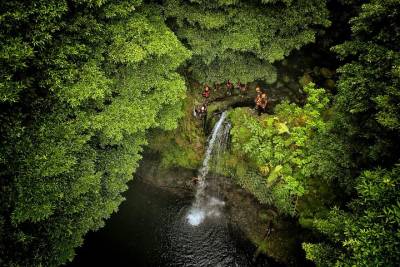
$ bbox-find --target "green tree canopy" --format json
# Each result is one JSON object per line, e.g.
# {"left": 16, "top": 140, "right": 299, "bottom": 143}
{"left": 303, "top": 165, "right": 400, "bottom": 266}
{"left": 332, "top": 0, "right": 400, "bottom": 168}
{"left": 303, "top": 1, "right": 400, "bottom": 266}
{"left": 229, "top": 83, "right": 330, "bottom": 214}
{"left": 1, "top": 0, "right": 399, "bottom": 266}
{"left": 164, "top": 0, "right": 330, "bottom": 84}
{"left": 0, "top": 1, "right": 190, "bottom": 265}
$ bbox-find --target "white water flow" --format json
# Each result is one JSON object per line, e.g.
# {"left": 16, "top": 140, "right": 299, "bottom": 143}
{"left": 187, "top": 111, "right": 229, "bottom": 226}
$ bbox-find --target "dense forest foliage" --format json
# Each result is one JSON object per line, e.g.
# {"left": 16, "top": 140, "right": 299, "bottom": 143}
{"left": 164, "top": 0, "right": 330, "bottom": 83}
{"left": 0, "top": 1, "right": 190, "bottom": 265}
{"left": 228, "top": 1, "right": 400, "bottom": 265}
{"left": 0, "top": 0, "right": 399, "bottom": 266}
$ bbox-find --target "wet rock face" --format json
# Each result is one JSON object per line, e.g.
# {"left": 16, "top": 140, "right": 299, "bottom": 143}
{"left": 136, "top": 152, "right": 197, "bottom": 197}
{"left": 139, "top": 43, "right": 338, "bottom": 266}
{"left": 320, "top": 67, "right": 335, "bottom": 79}
{"left": 324, "top": 78, "right": 336, "bottom": 89}
{"left": 137, "top": 156, "right": 264, "bottom": 251}
{"left": 137, "top": 153, "right": 310, "bottom": 266}
{"left": 136, "top": 153, "right": 269, "bottom": 239}
{"left": 299, "top": 73, "right": 313, "bottom": 87}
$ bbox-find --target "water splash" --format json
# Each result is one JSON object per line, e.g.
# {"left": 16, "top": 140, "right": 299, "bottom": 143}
{"left": 187, "top": 208, "right": 205, "bottom": 226}
{"left": 187, "top": 111, "right": 230, "bottom": 226}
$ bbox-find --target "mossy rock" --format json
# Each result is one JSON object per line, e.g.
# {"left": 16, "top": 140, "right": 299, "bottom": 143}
{"left": 282, "top": 74, "right": 291, "bottom": 83}
{"left": 298, "top": 217, "right": 314, "bottom": 229}
{"left": 299, "top": 73, "right": 313, "bottom": 87}
{"left": 258, "top": 209, "right": 277, "bottom": 222}
{"left": 148, "top": 91, "right": 206, "bottom": 169}
{"left": 320, "top": 67, "right": 335, "bottom": 79}
{"left": 313, "top": 66, "right": 320, "bottom": 76}
{"left": 324, "top": 79, "right": 336, "bottom": 89}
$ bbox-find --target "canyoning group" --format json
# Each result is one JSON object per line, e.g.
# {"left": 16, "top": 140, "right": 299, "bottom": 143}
{"left": 194, "top": 81, "right": 269, "bottom": 119}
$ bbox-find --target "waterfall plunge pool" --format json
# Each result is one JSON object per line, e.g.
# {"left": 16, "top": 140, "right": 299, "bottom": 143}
{"left": 68, "top": 111, "right": 309, "bottom": 266}
{"left": 68, "top": 177, "right": 284, "bottom": 267}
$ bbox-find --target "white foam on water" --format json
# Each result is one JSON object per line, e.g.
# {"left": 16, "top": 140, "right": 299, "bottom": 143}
{"left": 187, "top": 196, "right": 226, "bottom": 226}
{"left": 187, "top": 208, "right": 205, "bottom": 226}
{"left": 208, "top": 197, "right": 225, "bottom": 207}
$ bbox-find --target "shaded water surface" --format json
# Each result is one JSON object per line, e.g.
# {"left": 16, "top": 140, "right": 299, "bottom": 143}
{"left": 69, "top": 178, "right": 281, "bottom": 267}
{"left": 69, "top": 111, "right": 287, "bottom": 267}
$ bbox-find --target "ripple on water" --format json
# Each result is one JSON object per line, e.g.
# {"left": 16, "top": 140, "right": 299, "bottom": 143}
{"left": 187, "top": 208, "right": 205, "bottom": 226}
{"left": 163, "top": 205, "right": 253, "bottom": 267}
{"left": 186, "top": 196, "right": 226, "bottom": 226}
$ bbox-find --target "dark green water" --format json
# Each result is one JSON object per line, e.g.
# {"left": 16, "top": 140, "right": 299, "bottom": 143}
{"left": 68, "top": 177, "right": 284, "bottom": 267}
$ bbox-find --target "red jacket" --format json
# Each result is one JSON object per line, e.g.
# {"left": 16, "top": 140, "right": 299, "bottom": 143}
{"left": 202, "top": 90, "right": 210, "bottom": 98}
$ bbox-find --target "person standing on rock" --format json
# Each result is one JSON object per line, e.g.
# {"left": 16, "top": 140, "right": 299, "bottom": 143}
{"left": 255, "top": 85, "right": 262, "bottom": 96}
{"left": 260, "top": 93, "right": 268, "bottom": 112}
{"left": 255, "top": 86, "right": 268, "bottom": 115}
{"left": 202, "top": 84, "right": 211, "bottom": 99}
{"left": 214, "top": 82, "right": 221, "bottom": 92}
{"left": 238, "top": 81, "right": 247, "bottom": 97}
{"left": 255, "top": 94, "right": 261, "bottom": 113}
{"left": 226, "top": 80, "right": 233, "bottom": 96}
{"left": 254, "top": 86, "right": 262, "bottom": 108}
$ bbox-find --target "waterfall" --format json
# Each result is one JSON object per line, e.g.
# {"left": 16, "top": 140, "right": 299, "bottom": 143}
{"left": 187, "top": 111, "right": 230, "bottom": 226}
